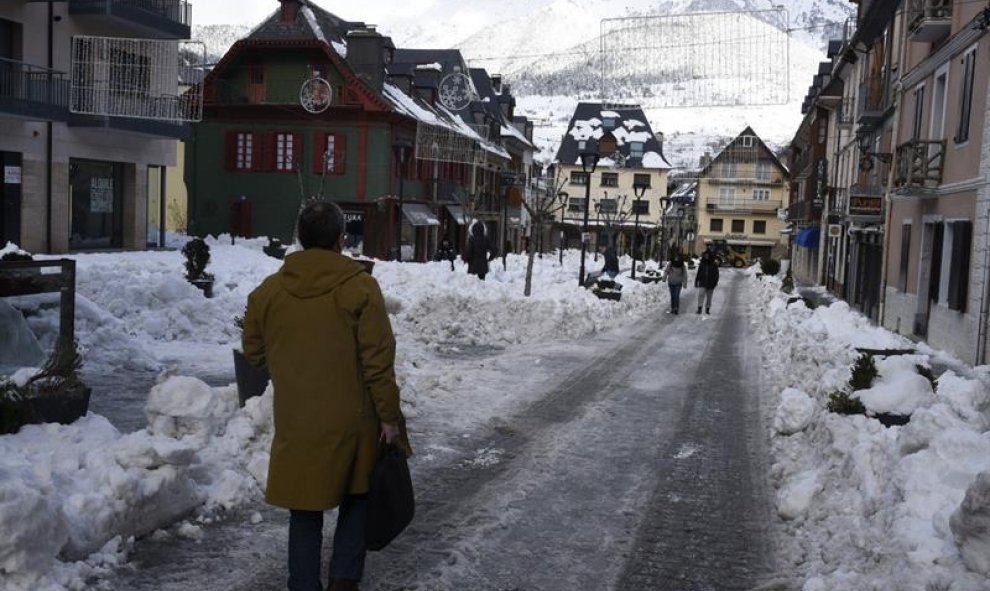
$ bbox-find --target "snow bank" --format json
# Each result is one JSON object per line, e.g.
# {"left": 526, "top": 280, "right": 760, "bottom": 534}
{"left": 750, "top": 275, "right": 990, "bottom": 590}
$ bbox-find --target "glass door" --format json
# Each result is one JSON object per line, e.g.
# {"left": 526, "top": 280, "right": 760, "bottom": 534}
{"left": 69, "top": 159, "right": 123, "bottom": 249}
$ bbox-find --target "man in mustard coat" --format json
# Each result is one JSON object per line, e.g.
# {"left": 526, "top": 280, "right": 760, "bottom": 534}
{"left": 243, "top": 200, "right": 409, "bottom": 591}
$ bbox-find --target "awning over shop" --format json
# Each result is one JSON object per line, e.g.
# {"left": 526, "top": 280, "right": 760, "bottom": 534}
{"left": 796, "top": 227, "right": 821, "bottom": 249}
{"left": 402, "top": 203, "right": 440, "bottom": 227}
{"left": 444, "top": 204, "right": 470, "bottom": 225}
{"left": 727, "top": 239, "right": 778, "bottom": 247}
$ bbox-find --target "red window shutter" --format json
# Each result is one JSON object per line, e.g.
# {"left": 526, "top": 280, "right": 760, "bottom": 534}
{"left": 313, "top": 132, "right": 327, "bottom": 173}
{"left": 262, "top": 132, "right": 277, "bottom": 172}
{"left": 332, "top": 134, "right": 346, "bottom": 175}
{"left": 253, "top": 132, "right": 267, "bottom": 171}
{"left": 225, "top": 131, "right": 238, "bottom": 170}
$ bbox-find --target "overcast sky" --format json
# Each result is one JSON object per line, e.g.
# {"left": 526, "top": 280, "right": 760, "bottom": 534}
{"left": 192, "top": 0, "right": 428, "bottom": 27}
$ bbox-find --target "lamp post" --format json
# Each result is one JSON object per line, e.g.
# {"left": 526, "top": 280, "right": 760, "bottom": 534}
{"left": 578, "top": 142, "right": 601, "bottom": 286}
{"left": 658, "top": 195, "right": 671, "bottom": 264}
{"left": 500, "top": 171, "right": 517, "bottom": 262}
{"left": 392, "top": 139, "right": 413, "bottom": 261}
{"left": 557, "top": 190, "right": 568, "bottom": 266}
{"left": 685, "top": 211, "right": 696, "bottom": 256}
{"left": 632, "top": 180, "right": 648, "bottom": 280}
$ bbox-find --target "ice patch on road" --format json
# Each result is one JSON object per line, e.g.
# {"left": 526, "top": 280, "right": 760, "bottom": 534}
{"left": 674, "top": 443, "right": 700, "bottom": 459}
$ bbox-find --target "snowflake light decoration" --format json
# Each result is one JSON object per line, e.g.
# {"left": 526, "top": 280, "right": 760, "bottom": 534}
{"left": 299, "top": 76, "right": 333, "bottom": 114}
{"left": 438, "top": 72, "right": 475, "bottom": 111}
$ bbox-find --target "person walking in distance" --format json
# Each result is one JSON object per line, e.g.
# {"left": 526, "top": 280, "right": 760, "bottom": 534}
{"left": 695, "top": 247, "right": 720, "bottom": 314}
{"left": 463, "top": 221, "right": 496, "bottom": 280}
{"left": 664, "top": 253, "right": 687, "bottom": 314}
{"left": 243, "top": 200, "right": 411, "bottom": 591}
{"left": 435, "top": 237, "right": 456, "bottom": 271}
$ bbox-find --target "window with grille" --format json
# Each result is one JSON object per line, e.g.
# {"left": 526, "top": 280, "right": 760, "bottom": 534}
{"left": 313, "top": 132, "right": 346, "bottom": 175}
{"left": 601, "top": 172, "right": 618, "bottom": 187}
{"left": 710, "top": 218, "right": 724, "bottom": 232}
{"left": 753, "top": 188, "right": 770, "bottom": 201}
{"left": 753, "top": 220, "right": 767, "bottom": 234}
{"left": 955, "top": 48, "right": 976, "bottom": 144}
{"left": 275, "top": 133, "right": 296, "bottom": 171}
{"left": 731, "top": 219, "right": 745, "bottom": 233}
{"left": 236, "top": 132, "right": 253, "bottom": 170}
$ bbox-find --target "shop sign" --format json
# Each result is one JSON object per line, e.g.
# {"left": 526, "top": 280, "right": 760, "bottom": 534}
{"left": 342, "top": 211, "right": 364, "bottom": 223}
{"left": 90, "top": 177, "right": 115, "bottom": 213}
{"left": 3, "top": 166, "right": 21, "bottom": 184}
{"left": 849, "top": 195, "right": 881, "bottom": 216}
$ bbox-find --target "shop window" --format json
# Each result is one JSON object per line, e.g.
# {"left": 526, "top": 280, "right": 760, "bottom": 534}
{"left": 947, "top": 221, "right": 971, "bottom": 311}
{"left": 899, "top": 223, "right": 911, "bottom": 292}
{"left": 69, "top": 159, "right": 123, "bottom": 249}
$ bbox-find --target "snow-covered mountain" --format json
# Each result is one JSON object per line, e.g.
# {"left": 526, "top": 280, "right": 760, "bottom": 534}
{"left": 193, "top": 0, "right": 855, "bottom": 168}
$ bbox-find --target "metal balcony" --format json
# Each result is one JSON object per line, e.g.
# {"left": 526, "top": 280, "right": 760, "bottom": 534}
{"left": 0, "top": 58, "right": 70, "bottom": 121}
{"left": 894, "top": 139, "right": 945, "bottom": 189}
{"left": 837, "top": 96, "right": 855, "bottom": 126}
{"left": 908, "top": 0, "right": 952, "bottom": 42}
{"left": 706, "top": 200, "right": 782, "bottom": 215}
{"left": 857, "top": 77, "right": 889, "bottom": 129}
{"left": 69, "top": 0, "right": 192, "bottom": 39}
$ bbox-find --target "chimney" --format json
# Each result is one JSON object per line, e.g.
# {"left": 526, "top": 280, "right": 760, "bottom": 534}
{"left": 655, "top": 131, "right": 665, "bottom": 157}
{"left": 387, "top": 65, "right": 415, "bottom": 96}
{"left": 491, "top": 74, "right": 502, "bottom": 93}
{"left": 278, "top": 0, "right": 299, "bottom": 23}
{"left": 346, "top": 27, "right": 394, "bottom": 93}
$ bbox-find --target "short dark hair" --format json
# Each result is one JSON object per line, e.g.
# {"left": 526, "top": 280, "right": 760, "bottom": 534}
{"left": 297, "top": 200, "right": 344, "bottom": 250}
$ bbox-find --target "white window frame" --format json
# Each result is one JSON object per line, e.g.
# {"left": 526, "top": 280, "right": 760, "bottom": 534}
{"left": 741, "top": 135, "right": 755, "bottom": 148}
{"left": 718, "top": 187, "right": 735, "bottom": 208}
{"left": 275, "top": 132, "right": 295, "bottom": 171}
{"left": 324, "top": 133, "right": 336, "bottom": 172}
{"left": 753, "top": 188, "right": 770, "bottom": 201}
{"left": 930, "top": 63, "right": 949, "bottom": 141}
{"left": 755, "top": 161, "right": 771, "bottom": 181}
{"left": 236, "top": 132, "right": 253, "bottom": 170}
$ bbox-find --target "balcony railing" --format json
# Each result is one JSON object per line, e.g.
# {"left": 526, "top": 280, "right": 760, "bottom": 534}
{"left": 907, "top": 0, "right": 952, "bottom": 42}
{"left": 706, "top": 200, "right": 782, "bottom": 214}
{"left": 858, "top": 76, "right": 889, "bottom": 128}
{"left": 0, "top": 58, "right": 70, "bottom": 121}
{"left": 894, "top": 139, "right": 945, "bottom": 189}
{"left": 69, "top": 0, "right": 192, "bottom": 39}
{"left": 838, "top": 96, "right": 855, "bottom": 126}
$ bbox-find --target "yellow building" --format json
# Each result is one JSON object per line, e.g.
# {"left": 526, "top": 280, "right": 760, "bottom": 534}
{"left": 695, "top": 127, "right": 790, "bottom": 262}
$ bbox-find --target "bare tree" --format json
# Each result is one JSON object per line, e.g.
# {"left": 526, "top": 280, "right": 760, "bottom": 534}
{"left": 520, "top": 170, "right": 569, "bottom": 297}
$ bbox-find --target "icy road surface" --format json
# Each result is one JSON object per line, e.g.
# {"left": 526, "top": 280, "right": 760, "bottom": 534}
{"left": 109, "top": 273, "right": 776, "bottom": 590}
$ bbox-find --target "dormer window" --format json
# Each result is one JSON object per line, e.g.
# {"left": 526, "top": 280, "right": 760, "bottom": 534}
{"left": 602, "top": 117, "right": 616, "bottom": 129}
{"left": 578, "top": 140, "right": 586, "bottom": 150}
{"left": 629, "top": 142, "right": 644, "bottom": 158}
{"left": 741, "top": 135, "right": 755, "bottom": 147}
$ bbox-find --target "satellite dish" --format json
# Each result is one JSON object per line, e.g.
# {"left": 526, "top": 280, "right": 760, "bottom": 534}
{"left": 300, "top": 76, "right": 333, "bottom": 114}
{"left": 438, "top": 72, "right": 475, "bottom": 111}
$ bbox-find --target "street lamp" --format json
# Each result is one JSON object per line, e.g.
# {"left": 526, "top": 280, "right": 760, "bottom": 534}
{"left": 685, "top": 211, "right": 696, "bottom": 255}
{"left": 556, "top": 190, "right": 568, "bottom": 266}
{"left": 631, "top": 180, "right": 649, "bottom": 280}
{"left": 658, "top": 195, "right": 672, "bottom": 264}
{"left": 392, "top": 139, "right": 414, "bottom": 261}
{"left": 578, "top": 139, "right": 602, "bottom": 286}
{"left": 500, "top": 171, "right": 517, "bottom": 264}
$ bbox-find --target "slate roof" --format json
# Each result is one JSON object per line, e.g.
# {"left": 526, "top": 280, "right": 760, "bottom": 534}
{"left": 555, "top": 102, "right": 671, "bottom": 170}
{"left": 247, "top": 0, "right": 361, "bottom": 50}
{"left": 699, "top": 126, "right": 788, "bottom": 177}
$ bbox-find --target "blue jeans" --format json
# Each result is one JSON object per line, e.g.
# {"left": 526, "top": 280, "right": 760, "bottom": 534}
{"left": 668, "top": 283, "right": 682, "bottom": 311}
{"left": 288, "top": 495, "right": 368, "bottom": 591}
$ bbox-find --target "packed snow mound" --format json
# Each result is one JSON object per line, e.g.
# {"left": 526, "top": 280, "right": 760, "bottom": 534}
{"left": 751, "top": 276, "right": 990, "bottom": 590}
{"left": 0, "top": 299, "right": 45, "bottom": 374}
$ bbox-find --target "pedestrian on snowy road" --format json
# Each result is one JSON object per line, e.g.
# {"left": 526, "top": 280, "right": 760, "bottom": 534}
{"left": 694, "top": 247, "right": 720, "bottom": 314}
{"left": 600, "top": 242, "right": 619, "bottom": 279}
{"left": 463, "top": 221, "right": 496, "bottom": 280}
{"left": 243, "top": 200, "right": 411, "bottom": 591}
{"left": 664, "top": 253, "right": 687, "bottom": 314}
{"left": 435, "top": 237, "right": 456, "bottom": 271}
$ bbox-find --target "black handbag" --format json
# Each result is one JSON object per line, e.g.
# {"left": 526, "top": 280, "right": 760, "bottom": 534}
{"left": 365, "top": 444, "right": 415, "bottom": 551}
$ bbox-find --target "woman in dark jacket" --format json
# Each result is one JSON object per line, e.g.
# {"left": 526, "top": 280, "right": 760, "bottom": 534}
{"left": 463, "top": 221, "right": 495, "bottom": 280}
{"left": 664, "top": 254, "right": 687, "bottom": 314}
{"left": 694, "top": 249, "right": 720, "bottom": 314}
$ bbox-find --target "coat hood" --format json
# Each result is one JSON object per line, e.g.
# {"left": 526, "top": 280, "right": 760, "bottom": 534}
{"left": 278, "top": 248, "right": 366, "bottom": 299}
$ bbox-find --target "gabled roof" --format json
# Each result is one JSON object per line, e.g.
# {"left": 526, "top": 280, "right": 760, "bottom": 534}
{"left": 699, "top": 126, "right": 788, "bottom": 177}
{"left": 247, "top": 0, "right": 360, "bottom": 56}
{"left": 554, "top": 102, "right": 671, "bottom": 170}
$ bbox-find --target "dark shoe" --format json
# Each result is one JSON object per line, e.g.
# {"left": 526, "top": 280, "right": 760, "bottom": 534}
{"left": 696, "top": 307, "right": 702, "bottom": 314}
{"left": 673, "top": 309, "right": 678, "bottom": 314}
{"left": 705, "top": 308, "right": 710, "bottom": 314}
{"left": 330, "top": 580, "right": 360, "bottom": 591}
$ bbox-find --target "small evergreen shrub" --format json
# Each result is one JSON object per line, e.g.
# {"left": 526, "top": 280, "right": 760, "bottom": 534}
{"left": 827, "top": 390, "right": 866, "bottom": 415}
{"left": 181, "top": 238, "right": 213, "bottom": 281}
{"left": 916, "top": 364, "right": 938, "bottom": 391}
{"left": 849, "top": 353, "right": 879, "bottom": 391}
{"left": 0, "top": 251, "right": 33, "bottom": 262}
{"left": 781, "top": 269, "right": 795, "bottom": 294}
{"left": 760, "top": 258, "right": 781, "bottom": 276}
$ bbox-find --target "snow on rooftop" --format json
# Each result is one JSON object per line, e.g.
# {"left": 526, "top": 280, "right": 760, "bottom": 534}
{"left": 612, "top": 127, "right": 652, "bottom": 145}
{"left": 600, "top": 110, "right": 621, "bottom": 118}
{"left": 568, "top": 118, "right": 605, "bottom": 142}
{"left": 332, "top": 39, "right": 347, "bottom": 58}
{"left": 415, "top": 63, "right": 442, "bottom": 71}
{"left": 624, "top": 119, "right": 645, "bottom": 129}
{"left": 641, "top": 151, "right": 671, "bottom": 169}
{"left": 299, "top": 5, "right": 328, "bottom": 46}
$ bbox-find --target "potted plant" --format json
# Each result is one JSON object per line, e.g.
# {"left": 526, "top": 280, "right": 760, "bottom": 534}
{"left": 591, "top": 277, "right": 623, "bottom": 301}
{"left": 263, "top": 237, "right": 288, "bottom": 260}
{"left": 0, "top": 338, "right": 91, "bottom": 435}
{"left": 182, "top": 238, "right": 215, "bottom": 298}
{"left": 231, "top": 313, "right": 270, "bottom": 407}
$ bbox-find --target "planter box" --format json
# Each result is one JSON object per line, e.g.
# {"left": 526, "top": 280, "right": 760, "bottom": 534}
{"left": 1, "top": 385, "right": 91, "bottom": 435}
{"left": 233, "top": 349, "right": 269, "bottom": 407}
{"left": 190, "top": 278, "right": 214, "bottom": 298}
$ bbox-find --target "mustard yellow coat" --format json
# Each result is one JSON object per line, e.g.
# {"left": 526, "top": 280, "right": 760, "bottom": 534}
{"left": 243, "top": 249, "right": 409, "bottom": 511}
